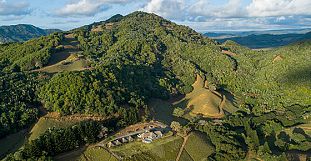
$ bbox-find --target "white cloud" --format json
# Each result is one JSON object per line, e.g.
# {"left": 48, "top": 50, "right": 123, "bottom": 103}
{"left": 139, "top": 0, "right": 311, "bottom": 31}
{"left": 247, "top": 0, "right": 311, "bottom": 17}
{"left": 142, "top": 0, "right": 246, "bottom": 21}
{"left": 56, "top": 0, "right": 133, "bottom": 17}
{"left": 189, "top": 0, "right": 245, "bottom": 19}
{"left": 0, "top": 0, "right": 31, "bottom": 16}
{"left": 142, "top": 0, "right": 187, "bottom": 20}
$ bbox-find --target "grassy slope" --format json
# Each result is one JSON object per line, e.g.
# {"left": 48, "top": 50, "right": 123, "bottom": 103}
{"left": 77, "top": 147, "right": 118, "bottom": 161}
{"left": 184, "top": 132, "right": 215, "bottom": 161}
{"left": 33, "top": 34, "right": 89, "bottom": 73}
{"left": 34, "top": 59, "right": 88, "bottom": 73}
{"left": 111, "top": 135, "right": 183, "bottom": 160}
{"left": 181, "top": 74, "right": 223, "bottom": 117}
{"left": 29, "top": 112, "right": 107, "bottom": 141}
{"left": 180, "top": 150, "right": 194, "bottom": 161}
{"left": 28, "top": 116, "right": 79, "bottom": 141}
{"left": 149, "top": 74, "right": 238, "bottom": 122}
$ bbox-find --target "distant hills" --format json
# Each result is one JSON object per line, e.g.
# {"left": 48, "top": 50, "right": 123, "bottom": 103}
{"left": 204, "top": 29, "right": 311, "bottom": 48}
{"left": 0, "top": 24, "right": 61, "bottom": 44}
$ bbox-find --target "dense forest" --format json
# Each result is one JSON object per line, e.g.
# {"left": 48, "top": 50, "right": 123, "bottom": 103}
{"left": 0, "top": 11, "right": 310, "bottom": 160}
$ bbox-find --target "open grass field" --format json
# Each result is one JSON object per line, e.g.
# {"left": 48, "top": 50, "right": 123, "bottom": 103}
{"left": 29, "top": 112, "right": 106, "bottom": 141}
{"left": 149, "top": 74, "right": 238, "bottom": 121}
{"left": 47, "top": 34, "right": 79, "bottom": 65}
{"left": 180, "top": 75, "right": 239, "bottom": 118}
{"left": 177, "top": 75, "right": 224, "bottom": 118}
{"left": 180, "top": 150, "right": 194, "bottom": 161}
{"left": 35, "top": 58, "right": 89, "bottom": 73}
{"left": 184, "top": 132, "right": 215, "bottom": 161}
{"left": 33, "top": 34, "right": 91, "bottom": 73}
{"left": 28, "top": 115, "right": 80, "bottom": 141}
{"left": 0, "top": 129, "right": 28, "bottom": 159}
{"left": 78, "top": 147, "right": 118, "bottom": 161}
{"left": 111, "top": 135, "right": 183, "bottom": 160}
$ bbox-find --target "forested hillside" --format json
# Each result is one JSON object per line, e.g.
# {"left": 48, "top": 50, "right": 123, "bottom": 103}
{"left": 0, "top": 12, "right": 310, "bottom": 160}
{"left": 213, "top": 32, "right": 311, "bottom": 48}
{"left": 0, "top": 24, "right": 61, "bottom": 44}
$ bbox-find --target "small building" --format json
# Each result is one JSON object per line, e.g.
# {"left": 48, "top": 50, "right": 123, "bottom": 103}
{"left": 121, "top": 137, "right": 128, "bottom": 143}
{"left": 154, "top": 131, "right": 163, "bottom": 138}
{"left": 140, "top": 132, "right": 157, "bottom": 140}
{"left": 128, "top": 136, "right": 134, "bottom": 142}
{"left": 113, "top": 140, "right": 122, "bottom": 146}
{"left": 107, "top": 141, "right": 116, "bottom": 148}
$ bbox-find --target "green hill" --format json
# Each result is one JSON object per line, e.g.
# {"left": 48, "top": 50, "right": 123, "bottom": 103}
{"left": 0, "top": 12, "right": 310, "bottom": 161}
{"left": 0, "top": 24, "right": 61, "bottom": 44}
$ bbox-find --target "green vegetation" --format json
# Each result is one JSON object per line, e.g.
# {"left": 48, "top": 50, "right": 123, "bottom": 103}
{"left": 78, "top": 147, "right": 117, "bottom": 161}
{"left": 6, "top": 121, "right": 104, "bottom": 160}
{"left": 54, "top": 147, "right": 86, "bottom": 161}
{"left": 113, "top": 135, "right": 183, "bottom": 160}
{"left": 184, "top": 132, "right": 215, "bottom": 160}
{"left": 35, "top": 59, "right": 88, "bottom": 73}
{"left": 180, "top": 150, "right": 193, "bottom": 161}
{"left": 0, "top": 11, "right": 310, "bottom": 160}
{"left": 0, "top": 72, "right": 41, "bottom": 138}
{"left": 28, "top": 116, "right": 81, "bottom": 141}
{"left": 0, "top": 33, "right": 63, "bottom": 71}
{"left": 0, "top": 130, "right": 28, "bottom": 159}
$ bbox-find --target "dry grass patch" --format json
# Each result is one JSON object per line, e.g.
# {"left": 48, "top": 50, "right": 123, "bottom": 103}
{"left": 35, "top": 58, "right": 89, "bottom": 73}
{"left": 175, "top": 75, "right": 225, "bottom": 118}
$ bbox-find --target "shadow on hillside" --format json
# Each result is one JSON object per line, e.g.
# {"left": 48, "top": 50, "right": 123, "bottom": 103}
{"left": 282, "top": 65, "right": 311, "bottom": 85}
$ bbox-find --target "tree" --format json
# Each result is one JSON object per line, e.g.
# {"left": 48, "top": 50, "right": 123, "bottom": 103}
{"left": 173, "top": 107, "right": 184, "bottom": 117}
{"left": 170, "top": 121, "right": 182, "bottom": 132}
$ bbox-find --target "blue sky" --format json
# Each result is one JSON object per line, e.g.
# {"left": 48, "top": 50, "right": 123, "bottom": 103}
{"left": 1, "top": 0, "right": 311, "bottom": 32}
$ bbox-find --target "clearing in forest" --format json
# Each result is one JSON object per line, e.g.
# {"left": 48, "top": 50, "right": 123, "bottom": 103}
{"left": 29, "top": 112, "right": 107, "bottom": 141}
{"left": 149, "top": 74, "right": 238, "bottom": 120}
{"left": 180, "top": 74, "right": 239, "bottom": 118}
{"left": 33, "top": 34, "right": 90, "bottom": 73}
{"left": 175, "top": 75, "right": 225, "bottom": 118}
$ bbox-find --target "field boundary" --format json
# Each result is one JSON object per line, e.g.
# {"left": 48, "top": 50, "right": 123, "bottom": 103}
{"left": 176, "top": 134, "right": 190, "bottom": 161}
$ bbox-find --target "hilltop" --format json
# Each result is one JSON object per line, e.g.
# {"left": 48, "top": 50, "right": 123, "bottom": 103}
{"left": 0, "top": 24, "right": 61, "bottom": 44}
{"left": 0, "top": 11, "right": 310, "bottom": 161}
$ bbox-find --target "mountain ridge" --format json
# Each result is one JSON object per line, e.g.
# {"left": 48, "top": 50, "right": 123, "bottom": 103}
{"left": 205, "top": 30, "right": 311, "bottom": 48}
{"left": 0, "top": 24, "right": 61, "bottom": 44}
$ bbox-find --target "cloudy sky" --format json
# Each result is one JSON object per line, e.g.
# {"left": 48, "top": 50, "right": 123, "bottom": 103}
{"left": 1, "top": 0, "right": 311, "bottom": 32}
